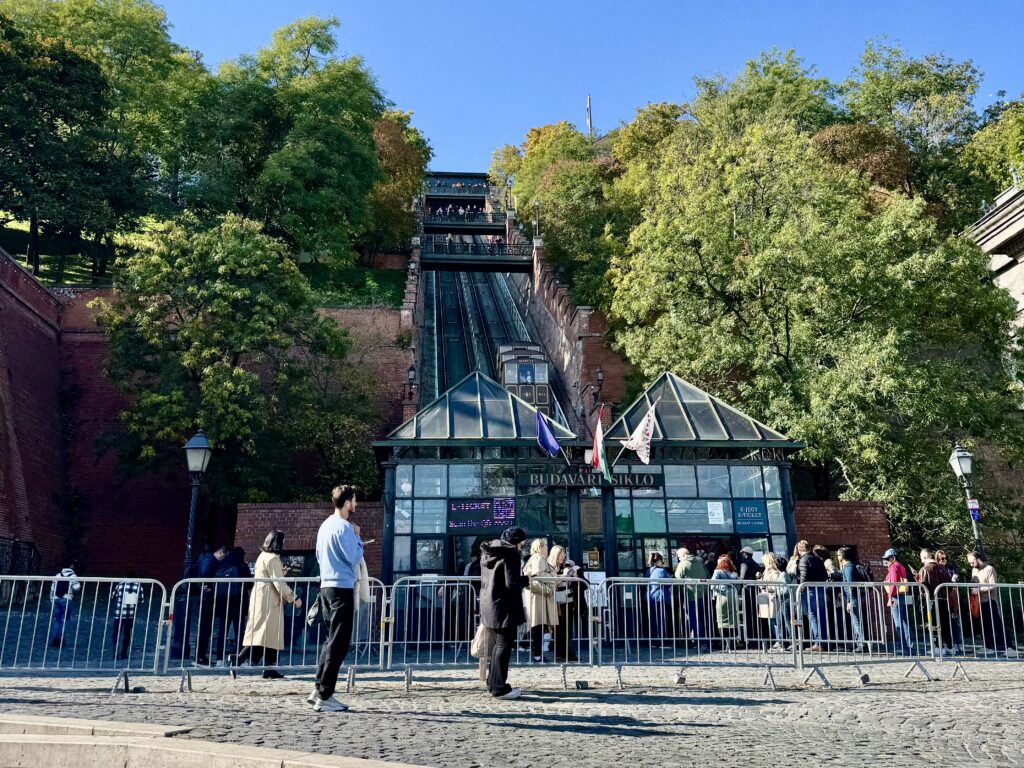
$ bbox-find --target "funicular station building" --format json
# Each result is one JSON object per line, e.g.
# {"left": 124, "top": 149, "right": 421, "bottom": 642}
{"left": 375, "top": 172, "right": 803, "bottom": 584}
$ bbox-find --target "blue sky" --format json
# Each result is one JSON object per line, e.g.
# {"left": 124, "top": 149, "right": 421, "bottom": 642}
{"left": 160, "top": 0, "right": 1024, "bottom": 171}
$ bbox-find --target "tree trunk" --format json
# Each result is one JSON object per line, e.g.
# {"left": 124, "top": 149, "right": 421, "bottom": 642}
{"left": 97, "top": 234, "right": 113, "bottom": 277}
{"left": 90, "top": 232, "right": 102, "bottom": 283}
{"left": 28, "top": 210, "right": 40, "bottom": 276}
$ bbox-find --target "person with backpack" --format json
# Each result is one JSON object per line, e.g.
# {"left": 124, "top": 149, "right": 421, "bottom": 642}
{"left": 838, "top": 546, "right": 867, "bottom": 652}
{"left": 195, "top": 545, "right": 228, "bottom": 666}
{"left": 110, "top": 570, "right": 144, "bottom": 660}
{"left": 49, "top": 562, "right": 81, "bottom": 648}
{"left": 214, "top": 547, "right": 250, "bottom": 663}
{"left": 646, "top": 552, "right": 672, "bottom": 650}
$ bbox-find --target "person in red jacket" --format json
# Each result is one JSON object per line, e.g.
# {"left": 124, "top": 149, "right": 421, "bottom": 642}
{"left": 883, "top": 549, "right": 913, "bottom": 656}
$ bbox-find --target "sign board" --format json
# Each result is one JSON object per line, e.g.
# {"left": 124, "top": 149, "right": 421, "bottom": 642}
{"left": 733, "top": 499, "right": 769, "bottom": 534}
{"left": 580, "top": 500, "right": 603, "bottom": 534}
{"left": 707, "top": 501, "right": 725, "bottom": 525}
{"left": 447, "top": 498, "right": 516, "bottom": 533}
{"left": 967, "top": 498, "right": 980, "bottom": 511}
{"left": 971, "top": 509, "right": 981, "bottom": 522}
{"left": 587, "top": 549, "right": 601, "bottom": 568}
{"left": 518, "top": 471, "right": 663, "bottom": 489}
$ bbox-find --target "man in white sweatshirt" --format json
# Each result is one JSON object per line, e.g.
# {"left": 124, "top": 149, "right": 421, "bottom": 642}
{"left": 310, "top": 484, "right": 363, "bottom": 712}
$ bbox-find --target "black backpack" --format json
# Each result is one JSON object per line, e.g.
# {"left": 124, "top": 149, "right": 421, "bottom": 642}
{"left": 854, "top": 564, "right": 872, "bottom": 583}
{"left": 54, "top": 575, "right": 71, "bottom": 598}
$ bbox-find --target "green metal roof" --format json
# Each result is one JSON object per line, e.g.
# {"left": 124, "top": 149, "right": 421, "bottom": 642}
{"left": 605, "top": 372, "right": 802, "bottom": 450}
{"left": 380, "top": 371, "right": 577, "bottom": 445}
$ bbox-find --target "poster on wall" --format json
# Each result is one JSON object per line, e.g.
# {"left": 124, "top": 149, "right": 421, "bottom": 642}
{"left": 706, "top": 501, "right": 725, "bottom": 525}
{"left": 733, "top": 499, "right": 769, "bottom": 533}
{"left": 447, "top": 498, "right": 517, "bottom": 533}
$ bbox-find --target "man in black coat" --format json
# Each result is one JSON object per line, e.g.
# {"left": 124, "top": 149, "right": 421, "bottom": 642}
{"left": 480, "top": 527, "right": 529, "bottom": 699}
{"left": 797, "top": 542, "right": 829, "bottom": 651}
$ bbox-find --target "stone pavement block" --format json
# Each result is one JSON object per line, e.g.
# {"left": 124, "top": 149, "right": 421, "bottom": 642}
{"left": 283, "top": 754, "right": 432, "bottom": 768}
{"left": 0, "top": 734, "right": 131, "bottom": 768}
{"left": 125, "top": 738, "right": 308, "bottom": 768}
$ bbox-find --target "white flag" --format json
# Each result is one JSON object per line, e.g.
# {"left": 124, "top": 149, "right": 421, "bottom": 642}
{"left": 619, "top": 399, "right": 659, "bottom": 464}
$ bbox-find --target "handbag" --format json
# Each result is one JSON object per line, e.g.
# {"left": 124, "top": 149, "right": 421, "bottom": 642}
{"left": 470, "top": 624, "right": 495, "bottom": 658}
{"left": 969, "top": 591, "right": 981, "bottom": 619}
{"left": 554, "top": 589, "right": 570, "bottom": 605}
{"left": 756, "top": 592, "right": 772, "bottom": 619}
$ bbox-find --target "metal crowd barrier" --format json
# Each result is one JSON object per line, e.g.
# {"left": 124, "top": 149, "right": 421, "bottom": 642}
{"left": 932, "top": 583, "right": 1022, "bottom": 680}
{"left": 794, "top": 581, "right": 934, "bottom": 687}
{"left": 165, "top": 577, "right": 386, "bottom": 691}
{"left": 0, "top": 576, "right": 166, "bottom": 690}
{"left": 601, "top": 578, "right": 798, "bottom": 688}
{"left": 4, "top": 573, "right": 1024, "bottom": 693}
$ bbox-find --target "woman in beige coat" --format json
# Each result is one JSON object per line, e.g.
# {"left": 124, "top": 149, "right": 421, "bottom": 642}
{"left": 237, "top": 530, "right": 302, "bottom": 679}
{"left": 523, "top": 538, "right": 558, "bottom": 662}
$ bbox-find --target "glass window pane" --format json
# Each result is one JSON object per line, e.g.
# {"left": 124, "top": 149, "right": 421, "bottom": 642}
{"left": 730, "top": 465, "right": 764, "bottom": 498}
{"left": 483, "top": 464, "right": 515, "bottom": 495}
{"left": 642, "top": 538, "right": 670, "bottom": 572}
{"left": 613, "top": 464, "right": 629, "bottom": 497}
{"left": 664, "top": 465, "right": 697, "bottom": 497}
{"left": 415, "top": 539, "right": 445, "bottom": 572}
{"left": 413, "top": 500, "right": 445, "bottom": 534}
{"left": 396, "top": 465, "right": 413, "bottom": 498}
{"left": 393, "top": 536, "right": 411, "bottom": 572}
{"left": 535, "top": 365, "right": 548, "bottom": 384}
{"left": 697, "top": 465, "right": 730, "bottom": 497}
{"left": 633, "top": 499, "right": 667, "bottom": 533}
{"left": 667, "top": 499, "right": 733, "bottom": 533}
{"left": 617, "top": 537, "right": 636, "bottom": 573}
{"left": 686, "top": 401, "right": 728, "bottom": 439}
{"left": 763, "top": 466, "right": 782, "bottom": 499}
{"left": 632, "top": 465, "right": 663, "bottom": 497}
{"left": 768, "top": 500, "right": 787, "bottom": 534}
{"left": 448, "top": 464, "right": 482, "bottom": 496}
{"left": 395, "top": 500, "right": 412, "bottom": 534}
{"left": 414, "top": 465, "right": 446, "bottom": 497}
{"left": 518, "top": 497, "right": 551, "bottom": 534}
{"left": 614, "top": 499, "right": 633, "bottom": 533}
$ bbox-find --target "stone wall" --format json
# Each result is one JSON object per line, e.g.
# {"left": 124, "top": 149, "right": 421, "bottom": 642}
{"left": 795, "top": 500, "right": 892, "bottom": 579}
{"left": 235, "top": 501, "right": 384, "bottom": 578}
{"left": 0, "top": 251, "right": 66, "bottom": 574}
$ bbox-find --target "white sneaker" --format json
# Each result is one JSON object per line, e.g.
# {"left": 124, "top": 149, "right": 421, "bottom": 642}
{"left": 306, "top": 687, "right": 318, "bottom": 705}
{"left": 497, "top": 687, "right": 522, "bottom": 700}
{"left": 313, "top": 696, "right": 349, "bottom": 712}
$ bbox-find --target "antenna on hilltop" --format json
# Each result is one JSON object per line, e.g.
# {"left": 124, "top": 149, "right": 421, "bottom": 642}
{"left": 586, "top": 94, "right": 594, "bottom": 142}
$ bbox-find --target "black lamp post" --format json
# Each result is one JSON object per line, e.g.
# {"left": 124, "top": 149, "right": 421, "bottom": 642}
{"left": 575, "top": 366, "right": 605, "bottom": 435}
{"left": 407, "top": 363, "right": 417, "bottom": 400}
{"left": 182, "top": 429, "right": 212, "bottom": 578}
{"left": 533, "top": 199, "right": 541, "bottom": 237}
{"left": 949, "top": 442, "right": 984, "bottom": 558}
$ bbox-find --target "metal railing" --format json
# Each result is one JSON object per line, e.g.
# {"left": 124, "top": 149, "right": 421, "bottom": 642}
{"left": 165, "top": 577, "right": 386, "bottom": 687}
{"left": 421, "top": 241, "right": 530, "bottom": 258}
{"left": 424, "top": 211, "right": 506, "bottom": 225}
{"left": 424, "top": 183, "right": 491, "bottom": 197}
{"left": 0, "top": 576, "right": 166, "bottom": 676}
{"left": 4, "top": 573, "right": 1024, "bottom": 692}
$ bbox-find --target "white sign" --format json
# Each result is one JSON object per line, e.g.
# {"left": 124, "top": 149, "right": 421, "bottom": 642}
{"left": 587, "top": 571, "right": 606, "bottom": 609}
{"left": 707, "top": 501, "right": 725, "bottom": 525}
{"left": 967, "top": 498, "right": 980, "bottom": 511}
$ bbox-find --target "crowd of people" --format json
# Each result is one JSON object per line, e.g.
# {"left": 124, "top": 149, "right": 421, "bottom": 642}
{"left": 427, "top": 203, "right": 497, "bottom": 221}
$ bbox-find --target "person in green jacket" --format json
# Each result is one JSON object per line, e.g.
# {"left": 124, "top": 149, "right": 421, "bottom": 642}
{"left": 675, "top": 548, "right": 710, "bottom": 651}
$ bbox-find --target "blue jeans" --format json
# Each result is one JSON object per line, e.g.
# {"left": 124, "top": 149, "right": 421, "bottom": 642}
{"left": 686, "top": 596, "right": 709, "bottom": 643}
{"left": 847, "top": 600, "right": 864, "bottom": 646}
{"left": 890, "top": 596, "right": 912, "bottom": 655}
{"left": 802, "top": 589, "right": 826, "bottom": 644}
{"left": 49, "top": 597, "right": 74, "bottom": 646}
{"left": 773, "top": 597, "right": 791, "bottom": 643}
{"left": 648, "top": 599, "right": 667, "bottom": 641}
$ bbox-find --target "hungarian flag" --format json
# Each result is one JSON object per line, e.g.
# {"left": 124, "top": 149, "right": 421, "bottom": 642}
{"left": 591, "top": 405, "right": 612, "bottom": 482}
{"left": 620, "top": 399, "right": 659, "bottom": 464}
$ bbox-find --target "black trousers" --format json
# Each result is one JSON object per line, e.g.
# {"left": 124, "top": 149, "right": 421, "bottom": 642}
{"left": 196, "top": 591, "right": 216, "bottom": 660}
{"left": 315, "top": 587, "right": 355, "bottom": 701}
{"left": 237, "top": 645, "right": 278, "bottom": 666}
{"left": 487, "top": 627, "right": 517, "bottom": 695}
{"left": 112, "top": 618, "right": 133, "bottom": 659}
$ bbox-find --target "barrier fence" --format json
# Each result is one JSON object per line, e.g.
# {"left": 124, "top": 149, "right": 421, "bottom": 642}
{"left": 0, "top": 576, "right": 166, "bottom": 679}
{"left": 1, "top": 574, "right": 1022, "bottom": 691}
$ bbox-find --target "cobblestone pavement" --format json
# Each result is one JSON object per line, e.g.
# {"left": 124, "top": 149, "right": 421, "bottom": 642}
{"left": 1, "top": 662, "right": 1023, "bottom": 767}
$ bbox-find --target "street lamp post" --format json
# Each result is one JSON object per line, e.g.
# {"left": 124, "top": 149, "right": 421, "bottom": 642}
{"left": 949, "top": 443, "right": 985, "bottom": 558}
{"left": 182, "top": 429, "right": 212, "bottom": 578}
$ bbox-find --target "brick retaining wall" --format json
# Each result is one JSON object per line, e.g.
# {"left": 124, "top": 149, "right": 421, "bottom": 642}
{"left": 795, "top": 500, "right": 892, "bottom": 578}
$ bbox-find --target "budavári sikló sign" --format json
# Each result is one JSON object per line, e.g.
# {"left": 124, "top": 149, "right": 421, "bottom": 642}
{"left": 519, "top": 471, "right": 663, "bottom": 489}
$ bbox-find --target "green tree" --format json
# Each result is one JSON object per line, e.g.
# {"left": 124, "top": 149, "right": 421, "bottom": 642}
{"left": 843, "top": 39, "right": 984, "bottom": 230}
{"left": 363, "top": 110, "right": 432, "bottom": 253}
{"left": 963, "top": 98, "right": 1024, "bottom": 201}
{"left": 0, "top": 13, "right": 117, "bottom": 274}
{"left": 612, "top": 118, "right": 1022, "bottom": 551}
{"left": 92, "top": 215, "right": 378, "bottom": 513}
{"left": 511, "top": 121, "right": 593, "bottom": 215}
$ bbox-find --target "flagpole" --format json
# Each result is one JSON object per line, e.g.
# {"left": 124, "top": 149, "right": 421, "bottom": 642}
{"left": 609, "top": 444, "right": 627, "bottom": 468}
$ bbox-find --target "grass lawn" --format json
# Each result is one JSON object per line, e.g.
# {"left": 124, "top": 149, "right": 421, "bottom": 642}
{"left": 0, "top": 224, "right": 111, "bottom": 285}
{"left": 301, "top": 261, "right": 406, "bottom": 308}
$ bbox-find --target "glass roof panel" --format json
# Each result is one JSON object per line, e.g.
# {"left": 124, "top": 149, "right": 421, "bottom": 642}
{"left": 716, "top": 403, "right": 761, "bottom": 440}
{"left": 684, "top": 400, "right": 728, "bottom": 439}
{"left": 417, "top": 396, "right": 449, "bottom": 438}
{"left": 481, "top": 389, "right": 515, "bottom": 438}
{"left": 657, "top": 394, "right": 694, "bottom": 441}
